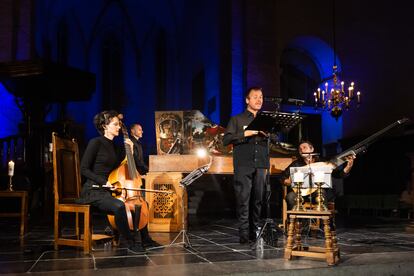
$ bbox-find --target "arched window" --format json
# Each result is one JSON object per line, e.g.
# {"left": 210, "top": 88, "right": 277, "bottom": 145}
{"left": 101, "top": 33, "right": 125, "bottom": 111}
{"left": 155, "top": 30, "right": 167, "bottom": 110}
{"left": 57, "top": 19, "right": 68, "bottom": 65}
{"left": 280, "top": 36, "right": 340, "bottom": 106}
{"left": 280, "top": 36, "right": 343, "bottom": 146}
{"left": 280, "top": 48, "right": 320, "bottom": 104}
{"left": 192, "top": 68, "right": 205, "bottom": 113}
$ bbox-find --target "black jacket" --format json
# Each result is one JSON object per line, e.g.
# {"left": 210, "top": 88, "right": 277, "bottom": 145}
{"left": 223, "top": 109, "right": 269, "bottom": 169}
{"left": 130, "top": 136, "right": 149, "bottom": 175}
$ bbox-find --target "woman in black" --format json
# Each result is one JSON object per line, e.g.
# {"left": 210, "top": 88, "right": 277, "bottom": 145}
{"left": 77, "top": 110, "right": 157, "bottom": 253}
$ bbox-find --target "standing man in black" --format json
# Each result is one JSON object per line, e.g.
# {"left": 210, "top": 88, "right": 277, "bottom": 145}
{"left": 223, "top": 87, "right": 269, "bottom": 244}
{"left": 130, "top": 123, "right": 149, "bottom": 175}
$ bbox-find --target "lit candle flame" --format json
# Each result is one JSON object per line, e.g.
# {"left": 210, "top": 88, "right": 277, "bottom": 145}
{"left": 8, "top": 160, "right": 14, "bottom": 177}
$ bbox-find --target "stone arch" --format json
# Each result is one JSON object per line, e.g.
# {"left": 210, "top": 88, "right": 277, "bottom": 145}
{"left": 280, "top": 35, "right": 343, "bottom": 145}
{"left": 280, "top": 35, "right": 342, "bottom": 105}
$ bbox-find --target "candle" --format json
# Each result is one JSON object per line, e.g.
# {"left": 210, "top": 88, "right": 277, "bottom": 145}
{"left": 293, "top": 171, "right": 304, "bottom": 183}
{"left": 322, "top": 90, "right": 325, "bottom": 102}
{"left": 325, "top": 82, "right": 328, "bottom": 92}
{"left": 8, "top": 160, "right": 14, "bottom": 176}
{"left": 317, "top": 88, "right": 321, "bottom": 99}
{"left": 357, "top": 91, "right": 361, "bottom": 103}
{"left": 341, "top": 81, "right": 344, "bottom": 92}
{"left": 314, "top": 171, "right": 325, "bottom": 183}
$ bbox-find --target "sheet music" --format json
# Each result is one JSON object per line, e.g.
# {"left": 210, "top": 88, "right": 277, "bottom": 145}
{"left": 289, "top": 165, "right": 333, "bottom": 189}
{"left": 245, "top": 111, "right": 303, "bottom": 132}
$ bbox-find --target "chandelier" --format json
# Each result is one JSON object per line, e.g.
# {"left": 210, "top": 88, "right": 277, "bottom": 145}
{"left": 313, "top": 66, "right": 361, "bottom": 119}
{"left": 312, "top": 0, "right": 361, "bottom": 120}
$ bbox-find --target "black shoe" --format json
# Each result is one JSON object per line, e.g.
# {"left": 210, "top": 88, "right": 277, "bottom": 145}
{"left": 142, "top": 238, "right": 162, "bottom": 248}
{"left": 128, "top": 243, "right": 146, "bottom": 254}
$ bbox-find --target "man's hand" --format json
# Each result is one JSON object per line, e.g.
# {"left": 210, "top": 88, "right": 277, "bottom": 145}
{"left": 244, "top": 130, "right": 269, "bottom": 137}
{"left": 283, "top": 177, "right": 292, "bottom": 186}
{"left": 343, "top": 154, "right": 356, "bottom": 174}
{"left": 102, "top": 182, "right": 113, "bottom": 188}
{"left": 244, "top": 130, "right": 259, "bottom": 137}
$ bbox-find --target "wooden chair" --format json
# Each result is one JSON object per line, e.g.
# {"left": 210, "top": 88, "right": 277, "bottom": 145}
{"left": 52, "top": 132, "right": 92, "bottom": 254}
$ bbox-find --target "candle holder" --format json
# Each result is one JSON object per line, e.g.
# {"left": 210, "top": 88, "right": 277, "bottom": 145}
{"left": 313, "top": 68, "right": 361, "bottom": 120}
{"left": 8, "top": 176, "right": 13, "bottom": 191}
{"left": 292, "top": 182, "right": 304, "bottom": 211}
{"left": 314, "top": 182, "right": 327, "bottom": 211}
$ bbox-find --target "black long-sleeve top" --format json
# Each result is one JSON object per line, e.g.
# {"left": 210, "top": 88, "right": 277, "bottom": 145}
{"left": 131, "top": 136, "right": 149, "bottom": 175}
{"left": 77, "top": 136, "right": 125, "bottom": 204}
{"left": 223, "top": 109, "right": 269, "bottom": 169}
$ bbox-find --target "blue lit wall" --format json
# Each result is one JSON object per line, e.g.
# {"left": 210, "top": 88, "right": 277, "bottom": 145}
{"left": 230, "top": 0, "right": 244, "bottom": 116}
{"left": 0, "top": 84, "right": 23, "bottom": 138}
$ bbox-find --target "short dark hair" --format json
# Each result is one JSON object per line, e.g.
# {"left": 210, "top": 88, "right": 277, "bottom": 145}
{"left": 245, "top": 87, "right": 262, "bottom": 99}
{"left": 130, "top": 123, "right": 142, "bottom": 130}
{"left": 93, "top": 110, "right": 119, "bottom": 135}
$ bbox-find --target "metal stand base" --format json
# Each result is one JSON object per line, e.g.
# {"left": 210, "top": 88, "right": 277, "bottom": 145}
{"left": 169, "top": 229, "right": 192, "bottom": 249}
{"left": 254, "top": 218, "right": 283, "bottom": 248}
{"left": 164, "top": 185, "right": 193, "bottom": 250}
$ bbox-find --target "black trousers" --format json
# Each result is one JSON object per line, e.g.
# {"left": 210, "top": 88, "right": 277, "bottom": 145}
{"left": 92, "top": 196, "right": 134, "bottom": 242}
{"left": 234, "top": 167, "right": 267, "bottom": 237}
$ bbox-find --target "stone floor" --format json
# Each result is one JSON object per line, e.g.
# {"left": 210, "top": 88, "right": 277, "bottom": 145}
{"left": 1, "top": 215, "right": 414, "bottom": 275}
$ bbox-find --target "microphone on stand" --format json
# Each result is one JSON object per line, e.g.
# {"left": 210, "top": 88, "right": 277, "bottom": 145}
{"left": 287, "top": 98, "right": 305, "bottom": 106}
{"left": 301, "top": 152, "right": 319, "bottom": 162}
{"left": 301, "top": 152, "right": 320, "bottom": 156}
{"left": 264, "top": 97, "right": 283, "bottom": 103}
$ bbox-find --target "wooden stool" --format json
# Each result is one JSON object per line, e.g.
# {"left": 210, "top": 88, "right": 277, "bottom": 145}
{"left": 0, "top": 190, "right": 28, "bottom": 237}
{"left": 284, "top": 210, "right": 339, "bottom": 265}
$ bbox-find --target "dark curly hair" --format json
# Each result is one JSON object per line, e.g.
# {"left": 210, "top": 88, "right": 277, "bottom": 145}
{"left": 93, "top": 110, "right": 119, "bottom": 135}
{"left": 298, "top": 140, "right": 314, "bottom": 151}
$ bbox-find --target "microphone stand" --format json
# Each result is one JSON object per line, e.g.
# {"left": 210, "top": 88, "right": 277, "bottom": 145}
{"left": 254, "top": 132, "right": 282, "bottom": 248}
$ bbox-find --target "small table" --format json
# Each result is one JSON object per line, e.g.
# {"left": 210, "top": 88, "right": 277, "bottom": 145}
{"left": 0, "top": 190, "right": 28, "bottom": 236}
{"left": 284, "top": 210, "right": 339, "bottom": 265}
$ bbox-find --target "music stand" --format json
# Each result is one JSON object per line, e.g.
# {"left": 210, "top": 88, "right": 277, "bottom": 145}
{"left": 245, "top": 111, "right": 303, "bottom": 133}
{"left": 289, "top": 165, "right": 333, "bottom": 190}
{"left": 247, "top": 111, "right": 303, "bottom": 248}
{"left": 167, "top": 157, "right": 212, "bottom": 249}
